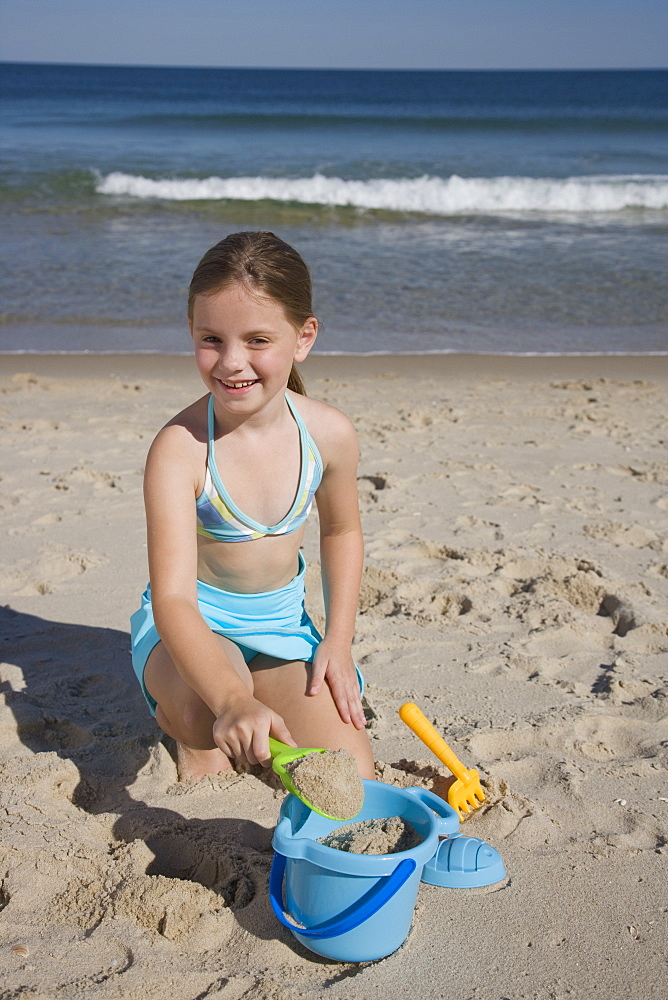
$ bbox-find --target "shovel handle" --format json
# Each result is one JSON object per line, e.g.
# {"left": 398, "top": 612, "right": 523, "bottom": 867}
{"left": 268, "top": 737, "right": 291, "bottom": 758}
{"left": 399, "top": 703, "right": 469, "bottom": 782}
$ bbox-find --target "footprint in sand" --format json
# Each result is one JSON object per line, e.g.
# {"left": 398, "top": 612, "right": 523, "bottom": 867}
{"left": 357, "top": 555, "right": 473, "bottom": 623}
{"left": 4, "top": 546, "right": 107, "bottom": 596}
{"left": 493, "top": 551, "right": 647, "bottom": 637}
{"left": 609, "top": 464, "right": 668, "bottom": 485}
{"left": 358, "top": 565, "right": 401, "bottom": 616}
{"left": 357, "top": 473, "right": 395, "bottom": 513}
{"left": 453, "top": 514, "right": 504, "bottom": 543}
{"left": 357, "top": 473, "right": 389, "bottom": 493}
{"left": 394, "top": 578, "right": 473, "bottom": 622}
{"left": 583, "top": 521, "right": 659, "bottom": 548}
{"left": 466, "top": 713, "right": 667, "bottom": 850}
{"left": 364, "top": 527, "right": 413, "bottom": 556}
{"left": 52, "top": 465, "right": 122, "bottom": 491}
{"left": 469, "top": 713, "right": 659, "bottom": 767}
{"left": 497, "top": 483, "right": 550, "bottom": 508}
{"left": 15, "top": 709, "right": 93, "bottom": 752}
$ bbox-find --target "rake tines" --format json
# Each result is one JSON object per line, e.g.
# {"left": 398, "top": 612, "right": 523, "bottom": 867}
{"left": 449, "top": 773, "right": 486, "bottom": 819}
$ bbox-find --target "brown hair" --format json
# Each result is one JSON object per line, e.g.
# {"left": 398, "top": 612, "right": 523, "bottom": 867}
{"left": 188, "top": 231, "right": 315, "bottom": 395}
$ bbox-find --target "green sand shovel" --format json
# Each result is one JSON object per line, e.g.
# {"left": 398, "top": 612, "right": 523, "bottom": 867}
{"left": 268, "top": 737, "right": 361, "bottom": 822}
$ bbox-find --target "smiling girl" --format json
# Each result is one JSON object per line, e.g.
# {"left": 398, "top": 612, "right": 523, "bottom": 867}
{"left": 130, "top": 232, "right": 374, "bottom": 782}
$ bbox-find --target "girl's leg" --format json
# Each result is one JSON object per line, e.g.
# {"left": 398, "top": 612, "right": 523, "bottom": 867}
{"left": 250, "top": 656, "right": 375, "bottom": 779}
{"left": 144, "top": 635, "right": 253, "bottom": 781}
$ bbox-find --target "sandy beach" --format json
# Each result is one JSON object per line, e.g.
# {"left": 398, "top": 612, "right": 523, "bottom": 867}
{"left": 1, "top": 351, "right": 666, "bottom": 999}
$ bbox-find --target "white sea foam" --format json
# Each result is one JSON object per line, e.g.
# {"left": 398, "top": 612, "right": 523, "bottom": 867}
{"left": 95, "top": 171, "right": 668, "bottom": 215}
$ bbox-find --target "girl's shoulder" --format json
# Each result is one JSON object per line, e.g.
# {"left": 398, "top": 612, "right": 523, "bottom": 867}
{"left": 287, "top": 390, "right": 358, "bottom": 465}
{"left": 146, "top": 394, "right": 209, "bottom": 476}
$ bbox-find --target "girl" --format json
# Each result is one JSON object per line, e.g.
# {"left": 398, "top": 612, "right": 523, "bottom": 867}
{"left": 130, "top": 231, "right": 374, "bottom": 782}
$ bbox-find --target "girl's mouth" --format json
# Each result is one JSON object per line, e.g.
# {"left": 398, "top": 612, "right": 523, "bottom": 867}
{"left": 218, "top": 378, "right": 260, "bottom": 392}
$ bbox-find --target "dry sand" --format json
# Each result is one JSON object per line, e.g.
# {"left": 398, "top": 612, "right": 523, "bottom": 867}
{"left": 1, "top": 351, "right": 666, "bottom": 999}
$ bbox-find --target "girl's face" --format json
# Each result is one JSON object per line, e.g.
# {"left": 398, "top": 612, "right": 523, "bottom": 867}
{"left": 190, "top": 282, "right": 316, "bottom": 407}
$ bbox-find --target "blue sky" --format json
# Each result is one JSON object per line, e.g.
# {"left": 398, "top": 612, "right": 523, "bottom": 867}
{"left": 0, "top": 0, "right": 666, "bottom": 70}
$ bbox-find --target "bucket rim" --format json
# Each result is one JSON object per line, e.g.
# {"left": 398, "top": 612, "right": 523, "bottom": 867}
{"left": 271, "top": 779, "right": 458, "bottom": 875}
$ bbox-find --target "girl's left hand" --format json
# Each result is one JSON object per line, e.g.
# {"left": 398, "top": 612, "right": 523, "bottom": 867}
{"left": 308, "top": 641, "right": 366, "bottom": 730}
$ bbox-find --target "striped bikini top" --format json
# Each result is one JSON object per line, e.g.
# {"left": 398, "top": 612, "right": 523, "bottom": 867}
{"left": 195, "top": 393, "right": 323, "bottom": 542}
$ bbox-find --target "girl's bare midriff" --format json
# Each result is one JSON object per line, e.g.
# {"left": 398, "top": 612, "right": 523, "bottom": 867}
{"left": 196, "top": 526, "right": 307, "bottom": 593}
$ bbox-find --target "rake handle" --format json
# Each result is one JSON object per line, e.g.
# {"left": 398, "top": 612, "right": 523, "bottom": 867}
{"left": 399, "top": 702, "right": 470, "bottom": 782}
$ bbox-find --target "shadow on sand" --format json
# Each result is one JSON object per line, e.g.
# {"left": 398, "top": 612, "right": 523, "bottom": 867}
{"left": 0, "top": 604, "right": 303, "bottom": 947}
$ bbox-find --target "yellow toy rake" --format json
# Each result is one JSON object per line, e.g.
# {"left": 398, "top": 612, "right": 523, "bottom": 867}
{"left": 399, "top": 702, "right": 486, "bottom": 819}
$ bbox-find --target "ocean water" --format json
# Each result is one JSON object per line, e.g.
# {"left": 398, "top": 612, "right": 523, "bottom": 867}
{"left": 1, "top": 62, "right": 667, "bottom": 355}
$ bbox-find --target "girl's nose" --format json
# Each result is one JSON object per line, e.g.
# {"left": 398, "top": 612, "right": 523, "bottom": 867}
{"left": 218, "top": 343, "right": 245, "bottom": 371}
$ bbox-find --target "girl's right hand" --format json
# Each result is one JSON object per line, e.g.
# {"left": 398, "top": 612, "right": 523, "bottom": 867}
{"left": 212, "top": 693, "right": 295, "bottom": 767}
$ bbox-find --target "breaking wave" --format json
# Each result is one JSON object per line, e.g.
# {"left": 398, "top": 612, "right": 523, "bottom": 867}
{"left": 95, "top": 171, "right": 668, "bottom": 215}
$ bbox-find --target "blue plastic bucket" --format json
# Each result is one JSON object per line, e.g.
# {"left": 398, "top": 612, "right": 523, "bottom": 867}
{"left": 270, "top": 779, "right": 460, "bottom": 962}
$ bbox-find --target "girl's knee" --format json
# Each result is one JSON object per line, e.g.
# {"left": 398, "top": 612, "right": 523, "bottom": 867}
{"left": 155, "top": 696, "right": 216, "bottom": 749}
{"left": 347, "top": 731, "right": 375, "bottom": 780}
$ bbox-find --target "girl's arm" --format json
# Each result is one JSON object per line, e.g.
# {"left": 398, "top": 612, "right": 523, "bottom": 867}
{"left": 310, "top": 408, "right": 366, "bottom": 730}
{"left": 143, "top": 422, "right": 294, "bottom": 764}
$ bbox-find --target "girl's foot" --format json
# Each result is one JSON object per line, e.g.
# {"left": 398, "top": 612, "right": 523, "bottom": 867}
{"left": 176, "top": 742, "right": 234, "bottom": 782}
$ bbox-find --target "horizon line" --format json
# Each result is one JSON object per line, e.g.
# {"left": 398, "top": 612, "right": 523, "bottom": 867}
{"left": 1, "top": 59, "right": 666, "bottom": 73}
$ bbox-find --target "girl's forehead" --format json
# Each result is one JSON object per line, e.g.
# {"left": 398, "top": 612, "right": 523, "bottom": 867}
{"left": 192, "top": 282, "right": 288, "bottom": 322}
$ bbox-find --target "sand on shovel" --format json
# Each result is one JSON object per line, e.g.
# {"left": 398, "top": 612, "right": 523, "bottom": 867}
{"left": 284, "top": 748, "right": 364, "bottom": 819}
{"left": 318, "top": 816, "right": 422, "bottom": 855}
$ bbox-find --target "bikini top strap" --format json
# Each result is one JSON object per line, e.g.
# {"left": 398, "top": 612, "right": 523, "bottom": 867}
{"left": 207, "top": 392, "right": 322, "bottom": 468}
{"left": 207, "top": 393, "right": 216, "bottom": 451}
{"left": 206, "top": 391, "right": 314, "bottom": 478}
{"left": 284, "top": 391, "right": 306, "bottom": 439}
{"left": 207, "top": 392, "right": 305, "bottom": 442}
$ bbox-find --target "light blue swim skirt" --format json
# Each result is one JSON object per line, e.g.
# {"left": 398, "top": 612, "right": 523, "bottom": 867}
{"left": 130, "top": 552, "right": 363, "bottom": 715}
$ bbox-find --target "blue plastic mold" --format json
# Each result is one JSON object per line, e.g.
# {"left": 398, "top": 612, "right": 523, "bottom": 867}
{"left": 421, "top": 833, "right": 506, "bottom": 888}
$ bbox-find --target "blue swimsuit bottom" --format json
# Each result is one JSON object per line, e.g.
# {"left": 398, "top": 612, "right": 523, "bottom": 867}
{"left": 130, "top": 553, "right": 363, "bottom": 715}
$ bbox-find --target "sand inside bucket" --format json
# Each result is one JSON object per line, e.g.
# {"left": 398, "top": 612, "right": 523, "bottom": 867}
{"left": 284, "top": 749, "right": 364, "bottom": 819}
{"left": 317, "top": 816, "right": 422, "bottom": 855}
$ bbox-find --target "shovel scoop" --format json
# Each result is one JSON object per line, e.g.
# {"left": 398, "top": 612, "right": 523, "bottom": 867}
{"left": 269, "top": 737, "right": 364, "bottom": 822}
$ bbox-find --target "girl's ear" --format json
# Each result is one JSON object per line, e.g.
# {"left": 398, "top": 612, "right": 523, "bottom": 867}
{"left": 294, "top": 317, "right": 318, "bottom": 361}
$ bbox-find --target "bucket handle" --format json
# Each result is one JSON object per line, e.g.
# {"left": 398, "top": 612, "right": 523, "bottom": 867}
{"left": 269, "top": 852, "right": 416, "bottom": 940}
{"left": 401, "top": 786, "right": 461, "bottom": 836}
